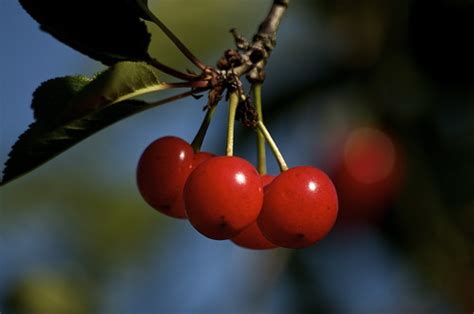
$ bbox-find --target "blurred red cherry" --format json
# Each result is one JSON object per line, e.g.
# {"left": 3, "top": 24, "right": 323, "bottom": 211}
{"left": 330, "top": 127, "right": 404, "bottom": 223}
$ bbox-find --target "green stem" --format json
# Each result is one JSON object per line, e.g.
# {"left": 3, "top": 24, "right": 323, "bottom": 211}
{"left": 138, "top": 4, "right": 207, "bottom": 71}
{"left": 147, "top": 58, "right": 199, "bottom": 81}
{"left": 253, "top": 83, "right": 267, "bottom": 174}
{"left": 256, "top": 121, "right": 288, "bottom": 172}
{"left": 226, "top": 92, "right": 240, "bottom": 156}
{"left": 191, "top": 101, "right": 218, "bottom": 152}
{"left": 141, "top": 90, "right": 201, "bottom": 112}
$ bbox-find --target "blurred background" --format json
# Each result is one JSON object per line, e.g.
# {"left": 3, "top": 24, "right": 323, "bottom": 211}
{"left": 1, "top": 0, "right": 473, "bottom": 313}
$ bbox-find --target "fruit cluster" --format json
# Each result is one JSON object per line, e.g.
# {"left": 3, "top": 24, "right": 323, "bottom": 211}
{"left": 137, "top": 136, "right": 338, "bottom": 249}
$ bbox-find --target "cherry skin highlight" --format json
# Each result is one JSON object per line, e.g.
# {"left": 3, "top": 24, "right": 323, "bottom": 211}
{"left": 184, "top": 156, "right": 264, "bottom": 240}
{"left": 258, "top": 166, "right": 338, "bottom": 248}
{"left": 136, "top": 136, "right": 194, "bottom": 218}
{"left": 231, "top": 174, "right": 278, "bottom": 250}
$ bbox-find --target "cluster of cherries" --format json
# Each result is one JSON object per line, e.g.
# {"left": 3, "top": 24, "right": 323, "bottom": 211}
{"left": 136, "top": 136, "right": 338, "bottom": 249}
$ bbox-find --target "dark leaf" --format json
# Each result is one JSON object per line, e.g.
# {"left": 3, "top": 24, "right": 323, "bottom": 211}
{"left": 125, "top": 0, "right": 153, "bottom": 21}
{"left": 130, "top": 0, "right": 155, "bottom": 21}
{"left": 19, "top": 0, "right": 152, "bottom": 64}
{"left": 2, "top": 99, "right": 143, "bottom": 185}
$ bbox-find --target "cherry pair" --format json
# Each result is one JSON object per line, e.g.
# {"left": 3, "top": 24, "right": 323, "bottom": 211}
{"left": 137, "top": 136, "right": 338, "bottom": 249}
{"left": 231, "top": 167, "right": 338, "bottom": 249}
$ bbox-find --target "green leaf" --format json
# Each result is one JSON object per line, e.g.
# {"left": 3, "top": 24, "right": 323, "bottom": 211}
{"left": 1, "top": 62, "right": 193, "bottom": 185}
{"left": 31, "top": 76, "right": 92, "bottom": 121}
{"left": 62, "top": 61, "right": 169, "bottom": 120}
{"left": 19, "top": 0, "right": 152, "bottom": 64}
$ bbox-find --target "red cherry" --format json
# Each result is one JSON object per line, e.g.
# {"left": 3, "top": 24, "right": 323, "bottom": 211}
{"left": 231, "top": 222, "right": 278, "bottom": 250}
{"left": 231, "top": 174, "right": 278, "bottom": 250}
{"left": 184, "top": 156, "right": 264, "bottom": 240}
{"left": 136, "top": 136, "right": 194, "bottom": 218}
{"left": 193, "top": 151, "right": 215, "bottom": 168}
{"left": 343, "top": 128, "right": 396, "bottom": 184}
{"left": 258, "top": 166, "right": 338, "bottom": 248}
{"left": 260, "top": 174, "right": 275, "bottom": 190}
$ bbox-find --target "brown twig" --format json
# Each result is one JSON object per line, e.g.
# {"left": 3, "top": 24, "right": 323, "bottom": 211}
{"left": 232, "top": 0, "right": 290, "bottom": 77}
{"left": 150, "top": 0, "right": 290, "bottom": 90}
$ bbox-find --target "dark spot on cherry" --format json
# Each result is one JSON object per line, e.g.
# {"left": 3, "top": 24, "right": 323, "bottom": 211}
{"left": 160, "top": 204, "right": 171, "bottom": 211}
{"left": 219, "top": 216, "right": 228, "bottom": 228}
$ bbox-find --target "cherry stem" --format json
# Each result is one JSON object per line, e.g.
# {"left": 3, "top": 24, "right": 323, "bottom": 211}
{"left": 144, "top": 9, "right": 207, "bottom": 71}
{"left": 256, "top": 121, "right": 288, "bottom": 172}
{"left": 143, "top": 90, "right": 200, "bottom": 109}
{"left": 148, "top": 58, "right": 199, "bottom": 81}
{"left": 191, "top": 100, "right": 218, "bottom": 152}
{"left": 253, "top": 83, "right": 267, "bottom": 174}
{"left": 164, "top": 80, "right": 209, "bottom": 89}
{"left": 226, "top": 92, "right": 240, "bottom": 156}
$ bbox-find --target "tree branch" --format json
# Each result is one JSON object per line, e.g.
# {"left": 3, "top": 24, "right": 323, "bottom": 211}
{"left": 256, "top": 0, "right": 289, "bottom": 42}
{"left": 233, "top": 0, "right": 290, "bottom": 77}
